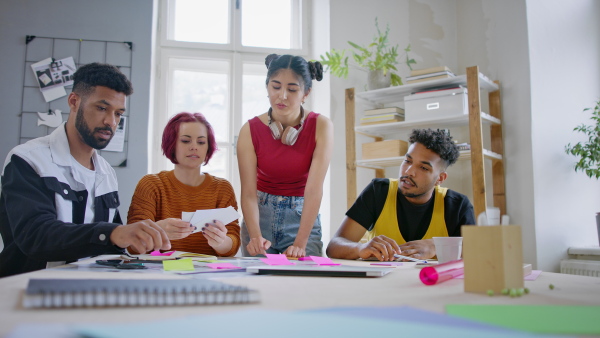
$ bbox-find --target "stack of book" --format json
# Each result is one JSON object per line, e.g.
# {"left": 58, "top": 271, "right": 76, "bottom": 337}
{"left": 456, "top": 142, "right": 470, "bottom": 151}
{"left": 405, "top": 66, "right": 455, "bottom": 84}
{"left": 359, "top": 107, "right": 405, "bottom": 126}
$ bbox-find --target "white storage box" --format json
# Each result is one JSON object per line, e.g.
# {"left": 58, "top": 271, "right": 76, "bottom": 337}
{"left": 404, "top": 87, "right": 468, "bottom": 121}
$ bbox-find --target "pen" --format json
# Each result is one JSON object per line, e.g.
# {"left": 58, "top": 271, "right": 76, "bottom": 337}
{"left": 393, "top": 254, "right": 428, "bottom": 264}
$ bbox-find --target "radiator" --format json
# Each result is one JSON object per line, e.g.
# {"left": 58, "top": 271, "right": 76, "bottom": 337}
{"left": 560, "top": 259, "right": 600, "bottom": 277}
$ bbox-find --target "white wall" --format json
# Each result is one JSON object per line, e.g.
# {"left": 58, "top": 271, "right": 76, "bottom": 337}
{"left": 0, "top": 0, "right": 155, "bottom": 222}
{"left": 527, "top": 0, "right": 600, "bottom": 271}
{"left": 456, "top": 0, "right": 539, "bottom": 266}
{"left": 326, "top": 0, "right": 600, "bottom": 271}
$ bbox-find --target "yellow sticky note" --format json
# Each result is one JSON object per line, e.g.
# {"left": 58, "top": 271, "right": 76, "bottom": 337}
{"left": 163, "top": 258, "right": 195, "bottom": 271}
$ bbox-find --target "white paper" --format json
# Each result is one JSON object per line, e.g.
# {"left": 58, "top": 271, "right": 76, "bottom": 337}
{"left": 181, "top": 211, "right": 195, "bottom": 222}
{"left": 182, "top": 206, "right": 241, "bottom": 233}
{"left": 31, "top": 57, "right": 76, "bottom": 102}
{"left": 103, "top": 116, "right": 126, "bottom": 152}
{"left": 41, "top": 86, "right": 67, "bottom": 102}
{"left": 37, "top": 109, "right": 63, "bottom": 128}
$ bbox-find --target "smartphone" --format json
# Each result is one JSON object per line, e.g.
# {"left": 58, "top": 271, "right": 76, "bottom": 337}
{"left": 95, "top": 259, "right": 147, "bottom": 269}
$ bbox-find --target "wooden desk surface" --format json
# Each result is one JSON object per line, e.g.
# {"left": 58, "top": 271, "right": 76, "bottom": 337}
{"left": 1, "top": 256, "right": 600, "bottom": 337}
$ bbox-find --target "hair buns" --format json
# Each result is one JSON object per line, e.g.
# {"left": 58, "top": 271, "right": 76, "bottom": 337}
{"left": 308, "top": 61, "right": 323, "bottom": 81}
{"left": 265, "top": 54, "right": 280, "bottom": 69}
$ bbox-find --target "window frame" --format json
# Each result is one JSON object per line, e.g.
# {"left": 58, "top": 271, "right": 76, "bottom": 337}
{"left": 152, "top": 0, "right": 312, "bottom": 185}
{"left": 158, "top": 0, "right": 309, "bottom": 55}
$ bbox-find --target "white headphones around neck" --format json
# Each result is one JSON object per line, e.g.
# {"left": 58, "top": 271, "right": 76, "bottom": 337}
{"left": 268, "top": 107, "right": 305, "bottom": 146}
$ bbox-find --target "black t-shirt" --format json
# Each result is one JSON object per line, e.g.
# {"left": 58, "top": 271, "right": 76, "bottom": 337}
{"left": 346, "top": 178, "right": 475, "bottom": 241}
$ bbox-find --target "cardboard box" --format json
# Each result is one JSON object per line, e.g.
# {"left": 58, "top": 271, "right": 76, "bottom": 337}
{"left": 362, "top": 140, "right": 408, "bottom": 160}
{"left": 404, "top": 87, "right": 468, "bottom": 121}
{"left": 462, "top": 225, "right": 524, "bottom": 294}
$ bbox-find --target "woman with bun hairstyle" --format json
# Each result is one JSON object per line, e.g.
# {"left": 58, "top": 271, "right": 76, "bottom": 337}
{"left": 237, "top": 54, "right": 333, "bottom": 258}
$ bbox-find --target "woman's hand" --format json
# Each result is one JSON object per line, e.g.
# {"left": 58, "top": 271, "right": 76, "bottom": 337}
{"left": 156, "top": 218, "right": 194, "bottom": 240}
{"left": 246, "top": 236, "right": 271, "bottom": 256}
{"left": 283, "top": 245, "right": 306, "bottom": 258}
{"left": 202, "top": 220, "right": 233, "bottom": 254}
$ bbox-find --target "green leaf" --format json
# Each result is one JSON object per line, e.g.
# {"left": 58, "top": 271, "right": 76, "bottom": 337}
{"left": 565, "top": 99, "right": 600, "bottom": 179}
{"left": 316, "top": 17, "right": 417, "bottom": 81}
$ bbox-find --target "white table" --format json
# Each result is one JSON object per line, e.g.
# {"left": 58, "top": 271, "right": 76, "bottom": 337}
{"left": 1, "top": 255, "right": 600, "bottom": 337}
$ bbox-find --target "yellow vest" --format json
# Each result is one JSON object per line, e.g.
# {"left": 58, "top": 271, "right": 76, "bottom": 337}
{"left": 367, "top": 180, "right": 449, "bottom": 244}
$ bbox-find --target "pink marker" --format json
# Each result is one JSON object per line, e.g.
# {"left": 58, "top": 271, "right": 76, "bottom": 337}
{"left": 419, "top": 259, "right": 464, "bottom": 285}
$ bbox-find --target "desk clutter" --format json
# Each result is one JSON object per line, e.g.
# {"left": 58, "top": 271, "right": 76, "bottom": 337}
{"left": 9, "top": 249, "right": 600, "bottom": 337}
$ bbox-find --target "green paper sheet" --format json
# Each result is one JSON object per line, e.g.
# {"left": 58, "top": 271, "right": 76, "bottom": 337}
{"left": 162, "top": 258, "right": 195, "bottom": 271}
{"left": 446, "top": 304, "right": 600, "bottom": 335}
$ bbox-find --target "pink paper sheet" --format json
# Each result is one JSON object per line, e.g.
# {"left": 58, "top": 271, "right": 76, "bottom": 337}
{"left": 309, "top": 256, "right": 341, "bottom": 266}
{"left": 150, "top": 250, "right": 175, "bottom": 256}
{"left": 260, "top": 253, "right": 295, "bottom": 265}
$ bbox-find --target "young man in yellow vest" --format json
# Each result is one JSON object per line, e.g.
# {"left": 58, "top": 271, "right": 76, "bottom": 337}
{"left": 327, "top": 128, "right": 475, "bottom": 261}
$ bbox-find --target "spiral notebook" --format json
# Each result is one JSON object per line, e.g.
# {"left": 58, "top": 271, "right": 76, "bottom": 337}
{"left": 23, "top": 278, "right": 260, "bottom": 308}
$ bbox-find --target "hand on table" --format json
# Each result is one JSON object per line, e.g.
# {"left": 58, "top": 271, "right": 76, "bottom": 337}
{"left": 246, "top": 236, "right": 271, "bottom": 256}
{"left": 398, "top": 239, "right": 435, "bottom": 260}
{"left": 283, "top": 245, "right": 306, "bottom": 258}
{"left": 156, "top": 218, "right": 194, "bottom": 240}
{"left": 110, "top": 220, "right": 171, "bottom": 254}
{"left": 358, "top": 235, "right": 401, "bottom": 261}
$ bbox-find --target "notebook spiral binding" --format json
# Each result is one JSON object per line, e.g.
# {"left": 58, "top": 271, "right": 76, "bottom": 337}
{"left": 23, "top": 279, "right": 260, "bottom": 308}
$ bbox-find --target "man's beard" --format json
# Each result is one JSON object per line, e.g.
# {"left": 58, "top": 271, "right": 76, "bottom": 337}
{"left": 75, "top": 106, "right": 114, "bottom": 150}
{"left": 399, "top": 176, "right": 431, "bottom": 198}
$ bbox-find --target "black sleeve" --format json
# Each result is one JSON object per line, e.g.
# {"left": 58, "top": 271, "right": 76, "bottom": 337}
{"left": 444, "top": 190, "right": 476, "bottom": 236}
{"left": 1, "top": 155, "right": 123, "bottom": 262}
{"left": 346, "top": 179, "right": 389, "bottom": 231}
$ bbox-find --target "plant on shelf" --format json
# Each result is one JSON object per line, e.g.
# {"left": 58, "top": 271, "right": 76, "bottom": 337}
{"left": 318, "top": 18, "right": 416, "bottom": 90}
{"left": 565, "top": 100, "right": 600, "bottom": 179}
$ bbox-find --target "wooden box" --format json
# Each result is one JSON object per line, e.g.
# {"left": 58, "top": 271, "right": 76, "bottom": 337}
{"left": 462, "top": 225, "right": 524, "bottom": 294}
{"left": 362, "top": 140, "right": 408, "bottom": 160}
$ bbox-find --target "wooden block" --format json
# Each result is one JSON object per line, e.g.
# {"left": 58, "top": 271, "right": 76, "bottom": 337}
{"left": 362, "top": 140, "right": 408, "bottom": 160}
{"left": 462, "top": 225, "right": 524, "bottom": 294}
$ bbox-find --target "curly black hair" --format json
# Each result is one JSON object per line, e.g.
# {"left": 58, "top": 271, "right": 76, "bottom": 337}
{"left": 408, "top": 128, "right": 460, "bottom": 167}
{"left": 72, "top": 62, "right": 133, "bottom": 97}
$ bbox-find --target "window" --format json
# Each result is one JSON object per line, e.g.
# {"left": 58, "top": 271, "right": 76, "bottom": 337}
{"left": 153, "top": 0, "right": 309, "bottom": 194}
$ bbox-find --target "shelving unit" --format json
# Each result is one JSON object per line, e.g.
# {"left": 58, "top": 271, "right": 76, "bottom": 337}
{"left": 345, "top": 66, "right": 506, "bottom": 217}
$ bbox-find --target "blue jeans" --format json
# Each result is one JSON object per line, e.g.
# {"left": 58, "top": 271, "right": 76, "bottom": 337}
{"left": 241, "top": 190, "right": 323, "bottom": 256}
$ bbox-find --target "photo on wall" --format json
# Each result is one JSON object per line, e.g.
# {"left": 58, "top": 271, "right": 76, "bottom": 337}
{"left": 33, "top": 56, "right": 76, "bottom": 90}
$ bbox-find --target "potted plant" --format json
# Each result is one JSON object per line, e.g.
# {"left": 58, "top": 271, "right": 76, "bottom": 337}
{"left": 319, "top": 18, "right": 416, "bottom": 90}
{"left": 565, "top": 100, "right": 600, "bottom": 244}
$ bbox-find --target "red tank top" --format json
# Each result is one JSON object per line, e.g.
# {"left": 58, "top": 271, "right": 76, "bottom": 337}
{"left": 248, "top": 111, "right": 318, "bottom": 196}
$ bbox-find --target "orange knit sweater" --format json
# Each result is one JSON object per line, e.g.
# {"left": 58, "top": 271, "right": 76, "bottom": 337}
{"left": 127, "top": 171, "right": 240, "bottom": 256}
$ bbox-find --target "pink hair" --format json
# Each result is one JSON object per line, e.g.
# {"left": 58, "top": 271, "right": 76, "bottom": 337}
{"left": 161, "top": 112, "right": 218, "bottom": 165}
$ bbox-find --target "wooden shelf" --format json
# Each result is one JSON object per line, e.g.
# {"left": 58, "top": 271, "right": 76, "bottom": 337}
{"left": 345, "top": 66, "right": 507, "bottom": 216}
{"left": 355, "top": 113, "right": 500, "bottom": 138}
{"left": 356, "top": 73, "right": 499, "bottom": 105}
{"left": 356, "top": 149, "right": 503, "bottom": 170}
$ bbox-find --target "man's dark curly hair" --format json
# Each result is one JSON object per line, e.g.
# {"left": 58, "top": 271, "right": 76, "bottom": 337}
{"left": 72, "top": 62, "right": 133, "bottom": 97}
{"left": 408, "top": 128, "right": 460, "bottom": 168}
